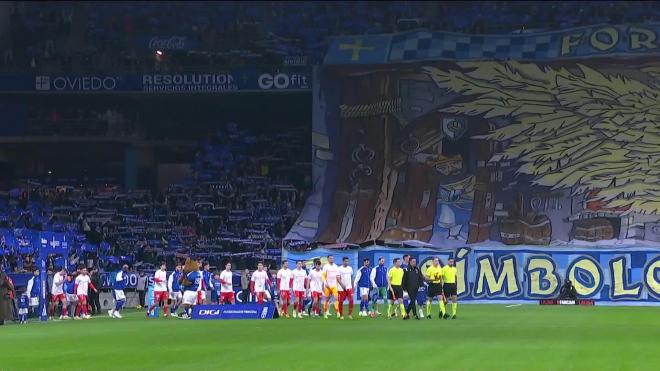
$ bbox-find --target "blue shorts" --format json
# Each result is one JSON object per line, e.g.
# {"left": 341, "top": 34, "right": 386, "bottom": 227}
{"left": 416, "top": 287, "right": 427, "bottom": 305}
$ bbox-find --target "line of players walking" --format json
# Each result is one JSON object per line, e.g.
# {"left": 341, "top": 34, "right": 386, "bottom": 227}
{"left": 269, "top": 254, "right": 459, "bottom": 320}
{"left": 22, "top": 254, "right": 458, "bottom": 322}
{"left": 140, "top": 254, "right": 459, "bottom": 321}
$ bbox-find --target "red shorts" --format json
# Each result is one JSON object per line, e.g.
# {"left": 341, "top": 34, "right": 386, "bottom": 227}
{"left": 255, "top": 292, "right": 265, "bottom": 303}
{"left": 294, "top": 291, "right": 305, "bottom": 300}
{"left": 154, "top": 291, "right": 168, "bottom": 304}
{"left": 52, "top": 293, "right": 66, "bottom": 302}
{"left": 339, "top": 289, "right": 354, "bottom": 302}
{"left": 311, "top": 291, "right": 322, "bottom": 301}
{"left": 77, "top": 295, "right": 88, "bottom": 303}
{"left": 220, "top": 292, "right": 235, "bottom": 304}
{"left": 280, "top": 290, "right": 291, "bottom": 301}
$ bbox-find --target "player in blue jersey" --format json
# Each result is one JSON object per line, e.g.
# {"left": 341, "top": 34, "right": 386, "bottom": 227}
{"left": 353, "top": 258, "right": 374, "bottom": 317}
{"left": 109, "top": 265, "right": 129, "bottom": 319}
{"left": 372, "top": 257, "right": 389, "bottom": 316}
{"left": 168, "top": 264, "right": 183, "bottom": 317}
{"left": 180, "top": 269, "right": 202, "bottom": 319}
{"left": 201, "top": 262, "right": 215, "bottom": 304}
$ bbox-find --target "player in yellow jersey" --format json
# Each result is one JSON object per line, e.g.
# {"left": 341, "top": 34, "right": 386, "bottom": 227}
{"left": 387, "top": 258, "right": 406, "bottom": 319}
{"left": 424, "top": 257, "right": 447, "bottom": 319}
{"left": 442, "top": 257, "right": 458, "bottom": 319}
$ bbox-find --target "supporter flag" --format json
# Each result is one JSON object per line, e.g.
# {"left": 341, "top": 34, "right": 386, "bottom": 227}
{"left": 19, "top": 245, "right": 34, "bottom": 255}
{"left": 80, "top": 243, "right": 97, "bottom": 253}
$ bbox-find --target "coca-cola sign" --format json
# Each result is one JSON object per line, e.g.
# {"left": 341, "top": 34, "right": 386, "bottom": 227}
{"left": 147, "top": 36, "right": 190, "bottom": 50}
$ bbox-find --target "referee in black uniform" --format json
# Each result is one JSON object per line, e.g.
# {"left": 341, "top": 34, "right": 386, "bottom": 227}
{"left": 402, "top": 258, "right": 424, "bottom": 320}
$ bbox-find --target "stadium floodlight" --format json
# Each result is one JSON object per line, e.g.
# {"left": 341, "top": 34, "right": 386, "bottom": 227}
{"left": 155, "top": 50, "right": 163, "bottom": 56}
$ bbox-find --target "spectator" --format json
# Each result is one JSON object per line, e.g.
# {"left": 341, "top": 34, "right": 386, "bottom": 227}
{"left": 0, "top": 271, "right": 15, "bottom": 325}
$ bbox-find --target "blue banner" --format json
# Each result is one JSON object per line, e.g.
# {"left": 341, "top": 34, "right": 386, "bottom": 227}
{"left": 325, "top": 24, "right": 660, "bottom": 64}
{"left": 98, "top": 271, "right": 245, "bottom": 290}
{"left": 6, "top": 273, "right": 31, "bottom": 288}
{"left": 0, "top": 68, "right": 311, "bottom": 93}
{"left": 192, "top": 304, "right": 277, "bottom": 320}
{"left": 283, "top": 246, "right": 660, "bottom": 305}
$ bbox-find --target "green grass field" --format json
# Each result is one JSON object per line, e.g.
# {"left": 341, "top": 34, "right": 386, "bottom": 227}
{"left": 1, "top": 304, "right": 659, "bottom": 371}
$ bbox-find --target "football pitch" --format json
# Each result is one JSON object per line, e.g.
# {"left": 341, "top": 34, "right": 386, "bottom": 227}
{"left": 1, "top": 304, "right": 659, "bottom": 371}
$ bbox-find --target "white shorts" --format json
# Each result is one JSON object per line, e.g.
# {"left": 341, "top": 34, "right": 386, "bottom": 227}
{"left": 113, "top": 290, "right": 126, "bottom": 301}
{"left": 29, "top": 297, "right": 39, "bottom": 306}
{"left": 169, "top": 291, "right": 182, "bottom": 301}
{"left": 182, "top": 291, "right": 198, "bottom": 305}
{"left": 19, "top": 308, "right": 28, "bottom": 315}
{"left": 264, "top": 290, "right": 271, "bottom": 301}
{"left": 200, "top": 291, "right": 207, "bottom": 300}
{"left": 359, "top": 287, "right": 371, "bottom": 297}
{"left": 66, "top": 294, "right": 78, "bottom": 302}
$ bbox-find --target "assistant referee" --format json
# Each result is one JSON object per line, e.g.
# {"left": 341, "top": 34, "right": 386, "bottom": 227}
{"left": 442, "top": 257, "right": 458, "bottom": 319}
{"left": 387, "top": 258, "right": 405, "bottom": 318}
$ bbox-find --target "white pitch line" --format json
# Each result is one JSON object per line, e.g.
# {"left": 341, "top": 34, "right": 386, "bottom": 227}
{"left": 505, "top": 304, "right": 522, "bottom": 308}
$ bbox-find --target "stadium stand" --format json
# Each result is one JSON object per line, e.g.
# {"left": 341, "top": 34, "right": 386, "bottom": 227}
{"left": 0, "top": 123, "right": 309, "bottom": 273}
{"left": 4, "top": 1, "right": 660, "bottom": 73}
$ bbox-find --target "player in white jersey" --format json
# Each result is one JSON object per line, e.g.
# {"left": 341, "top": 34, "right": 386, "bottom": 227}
{"left": 219, "top": 262, "right": 235, "bottom": 304}
{"left": 291, "top": 260, "right": 308, "bottom": 319}
{"left": 337, "top": 257, "right": 355, "bottom": 319}
{"left": 308, "top": 259, "right": 324, "bottom": 317}
{"left": 250, "top": 262, "right": 270, "bottom": 304}
{"left": 74, "top": 268, "right": 97, "bottom": 319}
{"left": 49, "top": 267, "right": 69, "bottom": 320}
{"left": 147, "top": 262, "right": 170, "bottom": 318}
{"left": 276, "top": 261, "right": 293, "bottom": 318}
{"left": 322, "top": 255, "right": 340, "bottom": 319}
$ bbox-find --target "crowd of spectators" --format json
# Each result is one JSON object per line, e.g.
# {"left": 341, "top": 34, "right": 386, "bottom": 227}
{"left": 0, "top": 122, "right": 310, "bottom": 273}
{"left": 3, "top": 1, "right": 660, "bottom": 73}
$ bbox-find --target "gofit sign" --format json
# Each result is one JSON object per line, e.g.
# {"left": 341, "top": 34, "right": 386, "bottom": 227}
{"left": 258, "top": 73, "right": 309, "bottom": 90}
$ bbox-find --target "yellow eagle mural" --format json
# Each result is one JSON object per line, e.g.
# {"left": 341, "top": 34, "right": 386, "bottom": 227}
{"left": 424, "top": 61, "right": 660, "bottom": 214}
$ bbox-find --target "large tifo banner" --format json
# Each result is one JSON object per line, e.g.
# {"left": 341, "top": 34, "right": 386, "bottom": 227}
{"left": 286, "top": 23, "right": 660, "bottom": 253}
{"left": 0, "top": 67, "right": 310, "bottom": 93}
{"left": 325, "top": 24, "right": 660, "bottom": 63}
{"left": 283, "top": 246, "right": 660, "bottom": 305}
